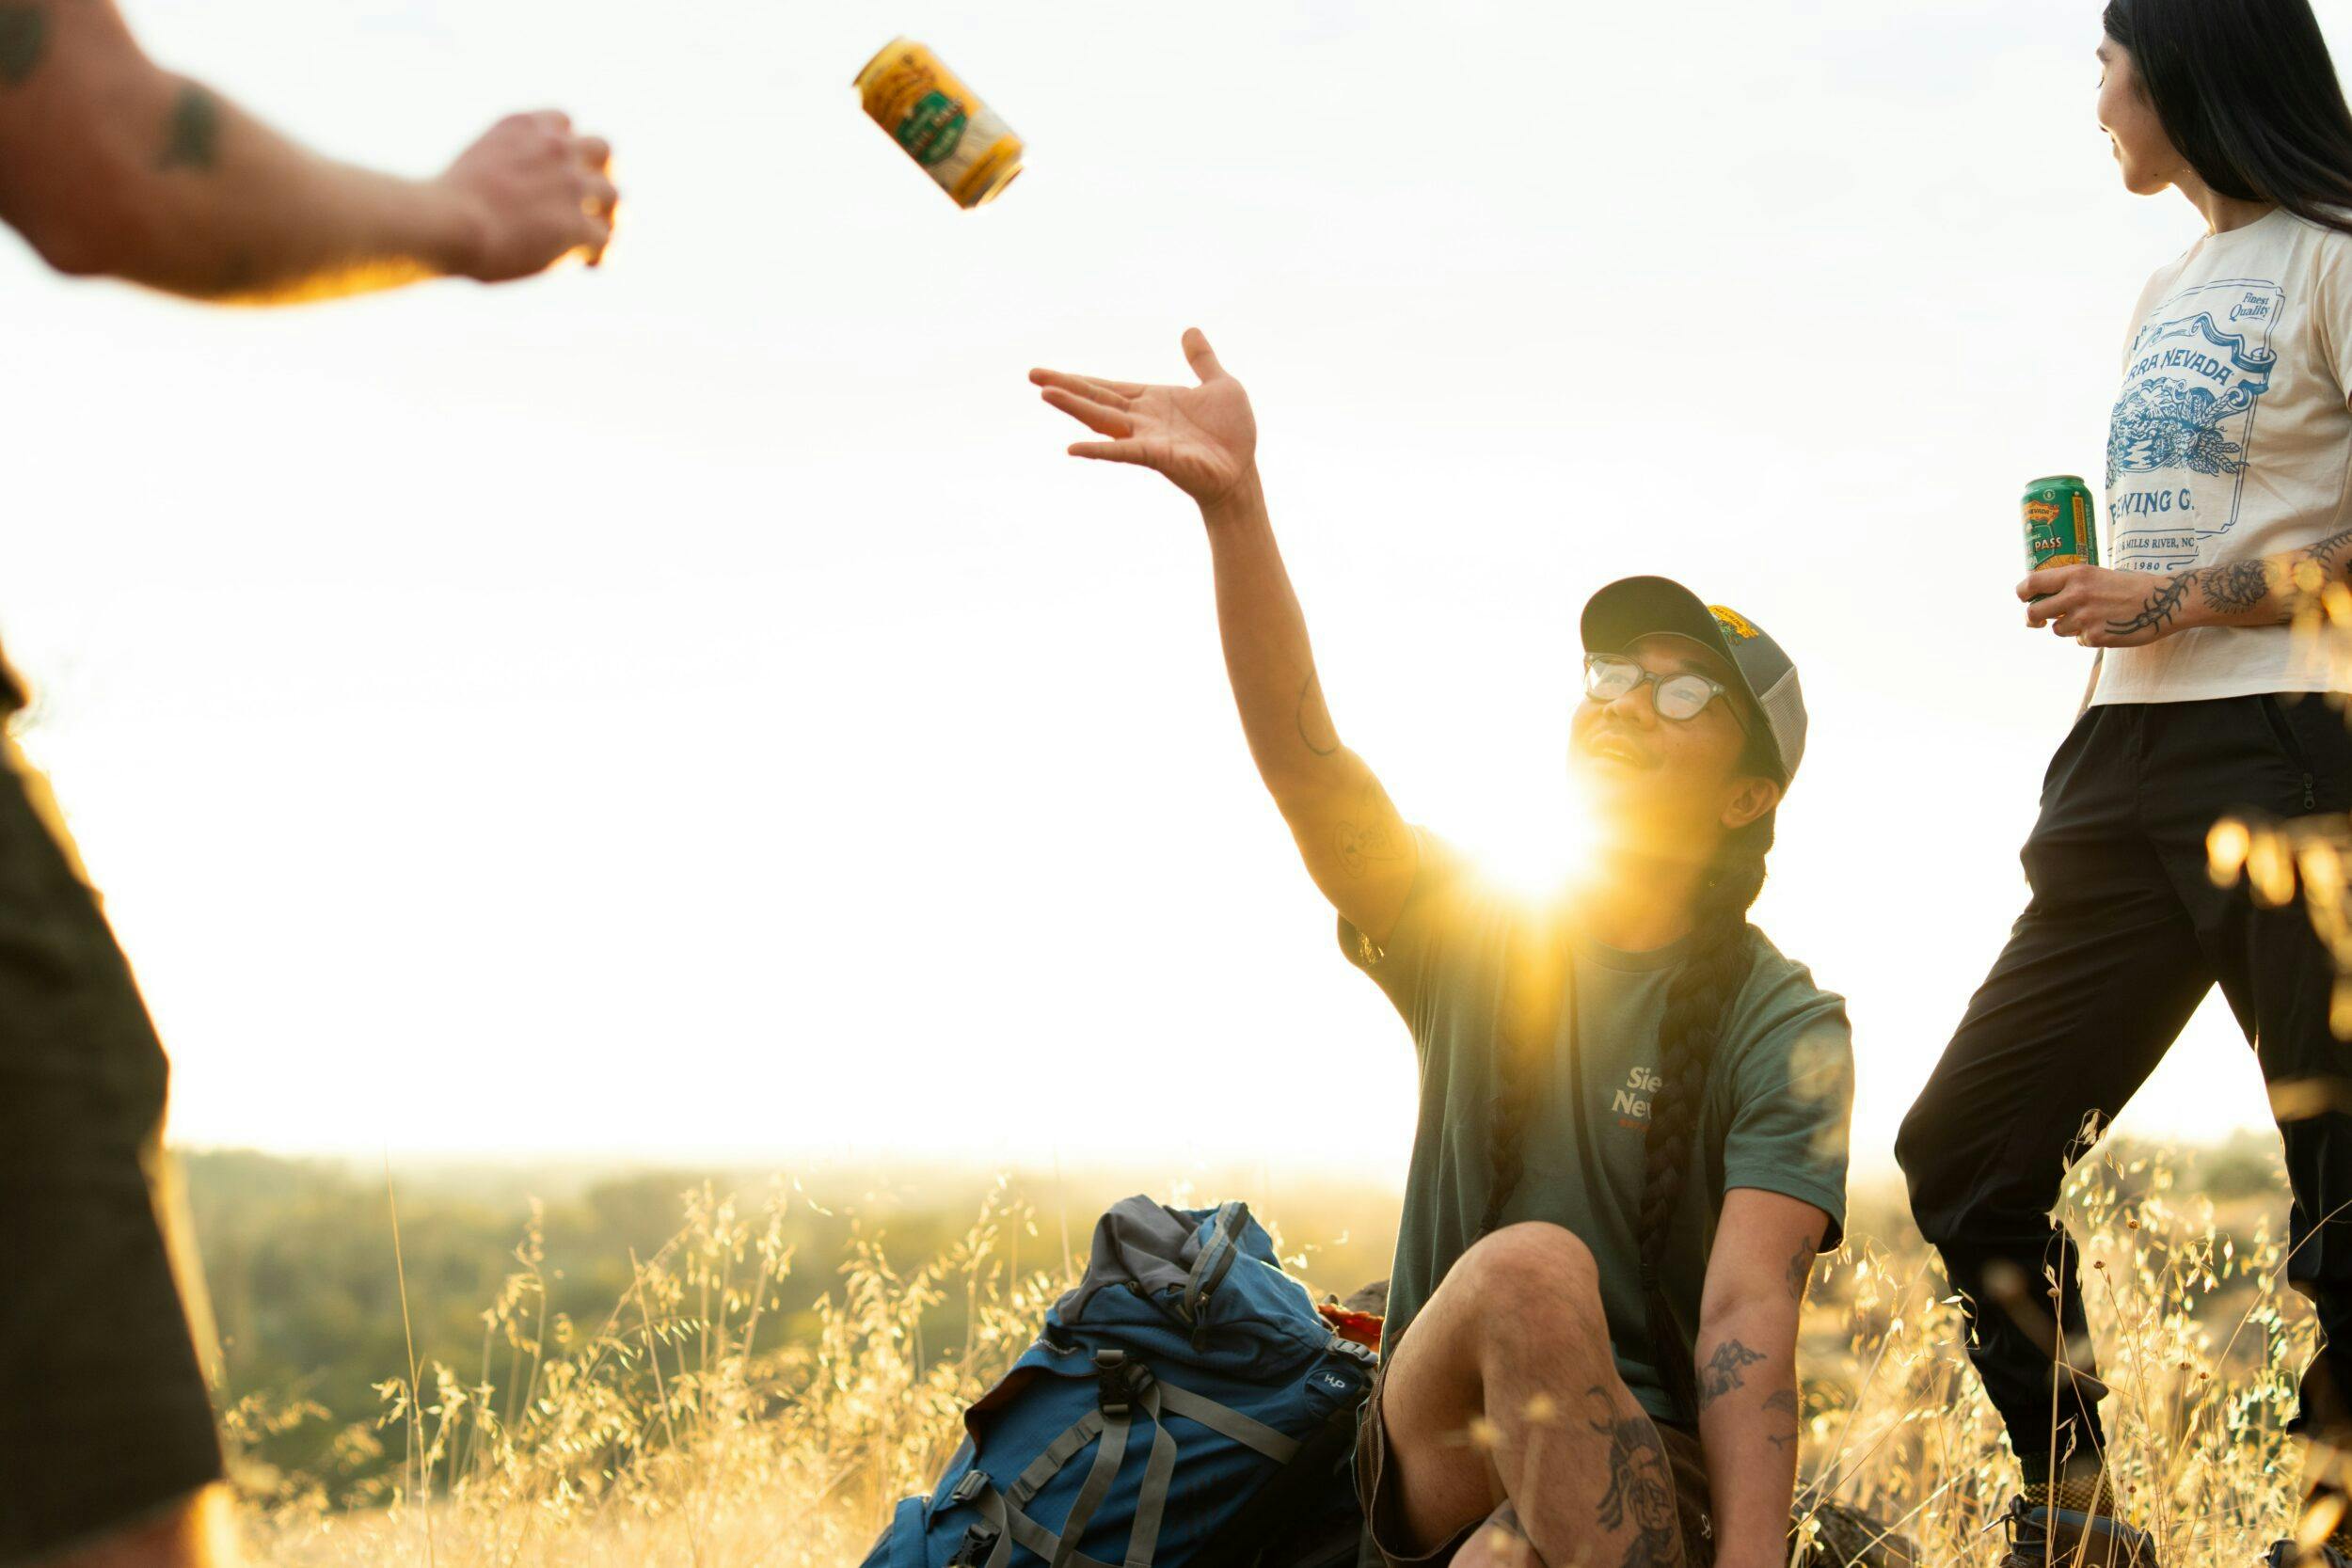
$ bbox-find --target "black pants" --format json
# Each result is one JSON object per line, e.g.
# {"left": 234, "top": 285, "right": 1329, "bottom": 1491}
{"left": 1899, "top": 694, "right": 2352, "bottom": 1465}
{"left": 0, "top": 731, "right": 224, "bottom": 1563}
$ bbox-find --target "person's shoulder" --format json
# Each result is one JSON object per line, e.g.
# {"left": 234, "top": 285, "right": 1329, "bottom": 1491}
{"left": 1728, "top": 928, "right": 1852, "bottom": 1043}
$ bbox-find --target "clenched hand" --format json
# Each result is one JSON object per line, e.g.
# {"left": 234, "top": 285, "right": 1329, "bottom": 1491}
{"left": 438, "top": 110, "right": 618, "bottom": 280}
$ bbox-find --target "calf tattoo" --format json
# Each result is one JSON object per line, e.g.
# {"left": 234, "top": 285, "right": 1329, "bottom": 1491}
{"left": 1697, "top": 1338, "right": 1766, "bottom": 1411}
{"left": 1588, "top": 1389, "right": 1680, "bottom": 1568}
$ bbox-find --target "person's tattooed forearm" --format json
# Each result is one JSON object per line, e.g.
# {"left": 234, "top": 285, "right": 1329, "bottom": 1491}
{"left": 2106, "top": 571, "right": 2194, "bottom": 639}
{"left": 1295, "top": 671, "right": 1338, "bottom": 759}
{"left": 0, "top": 4, "right": 48, "bottom": 87}
{"left": 1697, "top": 1337, "right": 1767, "bottom": 1411}
{"left": 1587, "top": 1389, "right": 1680, "bottom": 1568}
{"left": 2198, "top": 559, "right": 2278, "bottom": 617}
{"left": 2307, "top": 526, "right": 2352, "bottom": 578}
{"left": 1785, "top": 1243, "right": 1812, "bottom": 1303}
{"left": 157, "top": 83, "right": 223, "bottom": 171}
{"left": 1765, "top": 1386, "right": 1800, "bottom": 1453}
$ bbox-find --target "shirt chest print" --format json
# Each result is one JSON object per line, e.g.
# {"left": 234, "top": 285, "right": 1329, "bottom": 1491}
{"left": 2106, "top": 278, "right": 2282, "bottom": 572}
{"left": 1613, "top": 1064, "right": 1660, "bottom": 1131}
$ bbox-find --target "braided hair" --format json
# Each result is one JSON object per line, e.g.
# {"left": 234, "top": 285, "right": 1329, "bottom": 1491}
{"left": 1636, "top": 802, "right": 1775, "bottom": 1418}
{"left": 1478, "top": 726, "right": 1781, "bottom": 1419}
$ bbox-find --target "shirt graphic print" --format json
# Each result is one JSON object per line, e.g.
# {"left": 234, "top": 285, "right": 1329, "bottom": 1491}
{"left": 2107, "top": 277, "right": 2282, "bottom": 575}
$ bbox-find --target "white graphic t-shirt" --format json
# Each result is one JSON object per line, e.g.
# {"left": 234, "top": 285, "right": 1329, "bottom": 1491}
{"left": 2094, "top": 208, "right": 2352, "bottom": 705}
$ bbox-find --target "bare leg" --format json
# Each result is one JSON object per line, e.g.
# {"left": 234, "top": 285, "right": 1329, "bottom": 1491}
{"left": 1376, "top": 1223, "right": 1685, "bottom": 1568}
{"left": 40, "top": 1485, "right": 236, "bottom": 1568}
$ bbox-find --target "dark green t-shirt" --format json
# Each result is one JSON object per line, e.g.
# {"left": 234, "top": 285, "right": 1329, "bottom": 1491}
{"left": 1340, "top": 831, "right": 1853, "bottom": 1423}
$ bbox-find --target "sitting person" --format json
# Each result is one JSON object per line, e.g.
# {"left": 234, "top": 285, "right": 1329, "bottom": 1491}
{"left": 1029, "top": 330, "right": 1854, "bottom": 1568}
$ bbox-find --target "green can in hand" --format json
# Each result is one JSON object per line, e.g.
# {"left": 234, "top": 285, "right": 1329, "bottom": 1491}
{"left": 2023, "top": 474, "right": 2101, "bottom": 577}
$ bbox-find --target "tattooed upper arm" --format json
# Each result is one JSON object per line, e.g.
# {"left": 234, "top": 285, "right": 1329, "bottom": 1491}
{"left": 0, "top": 5, "right": 50, "bottom": 88}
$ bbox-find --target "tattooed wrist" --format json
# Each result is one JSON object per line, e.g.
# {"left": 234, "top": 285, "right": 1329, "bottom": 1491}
{"left": 2106, "top": 570, "right": 2195, "bottom": 640}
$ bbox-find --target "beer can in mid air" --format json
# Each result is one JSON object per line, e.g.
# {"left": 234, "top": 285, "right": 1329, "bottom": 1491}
{"left": 853, "top": 39, "right": 1025, "bottom": 209}
{"left": 2023, "top": 474, "right": 2101, "bottom": 578}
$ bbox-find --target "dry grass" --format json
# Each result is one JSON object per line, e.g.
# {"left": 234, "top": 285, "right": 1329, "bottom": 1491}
{"left": 222, "top": 1149, "right": 2318, "bottom": 1568}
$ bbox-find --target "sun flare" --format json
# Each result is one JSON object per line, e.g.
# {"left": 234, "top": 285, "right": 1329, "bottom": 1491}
{"left": 1425, "top": 758, "right": 1604, "bottom": 907}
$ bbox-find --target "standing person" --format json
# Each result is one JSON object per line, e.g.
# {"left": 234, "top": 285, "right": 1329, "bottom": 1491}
{"left": 1030, "top": 332, "right": 1853, "bottom": 1568}
{"left": 0, "top": 7, "right": 617, "bottom": 1565}
{"left": 1897, "top": 4, "right": 2352, "bottom": 1564}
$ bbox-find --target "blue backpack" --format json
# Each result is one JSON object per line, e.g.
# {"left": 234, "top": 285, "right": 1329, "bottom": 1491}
{"left": 860, "top": 1196, "right": 1375, "bottom": 1568}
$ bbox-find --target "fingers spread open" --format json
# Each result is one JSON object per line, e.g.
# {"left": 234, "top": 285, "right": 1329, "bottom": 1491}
{"left": 1069, "top": 439, "right": 1148, "bottom": 465}
{"left": 1041, "top": 387, "right": 1133, "bottom": 437}
{"left": 1029, "top": 367, "right": 1138, "bottom": 404}
{"left": 1181, "top": 326, "right": 1225, "bottom": 383}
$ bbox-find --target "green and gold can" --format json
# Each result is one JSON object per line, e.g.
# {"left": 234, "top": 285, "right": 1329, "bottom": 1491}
{"left": 2023, "top": 474, "right": 2101, "bottom": 575}
{"left": 853, "top": 39, "right": 1025, "bottom": 209}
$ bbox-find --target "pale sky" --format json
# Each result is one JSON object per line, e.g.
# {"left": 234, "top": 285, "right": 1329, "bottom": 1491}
{"left": 6, "top": 0, "right": 2341, "bottom": 1181}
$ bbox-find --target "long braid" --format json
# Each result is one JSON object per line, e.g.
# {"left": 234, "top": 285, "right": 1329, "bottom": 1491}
{"left": 1639, "top": 807, "right": 1775, "bottom": 1419}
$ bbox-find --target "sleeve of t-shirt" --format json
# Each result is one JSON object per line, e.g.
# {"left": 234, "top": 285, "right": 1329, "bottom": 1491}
{"left": 1332, "top": 827, "right": 1471, "bottom": 1026}
{"left": 1718, "top": 976, "right": 1855, "bottom": 1252}
{"left": 2314, "top": 232, "right": 2352, "bottom": 408}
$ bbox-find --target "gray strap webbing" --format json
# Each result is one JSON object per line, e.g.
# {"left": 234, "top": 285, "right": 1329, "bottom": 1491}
{"left": 1124, "top": 1401, "right": 1180, "bottom": 1568}
{"left": 972, "top": 1480, "right": 1118, "bottom": 1568}
{"left": 1153, "top": 1378, "right": 1300, "bottom": 1465}
{"left": 1009, "top": 1411, "right": 1107, "bottom": 1507}
{"left": 1049, "top": 1409, "right": 1130, "bottom": 1568}
{"left": 970, "top": 1485, "right": 1013, "bottom": 1568}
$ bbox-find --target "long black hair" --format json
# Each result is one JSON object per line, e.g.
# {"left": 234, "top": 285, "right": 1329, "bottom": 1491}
{"left": 1480, "top": 727, "right": 1779, "bottom": 1419}
{"left": 2103, "top": 0, "right": 2352, "bottom": 235}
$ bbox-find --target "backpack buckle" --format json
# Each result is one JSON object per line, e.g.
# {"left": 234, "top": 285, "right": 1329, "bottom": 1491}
{"left": 1093, "top": 1347, "right": 1134, "bottom": 1418}
{"left": 949, "top": 1470, "right": 990, "bottom": 1506}
{"left": 947, "top": 1523, "right": 1001, "bottom": 1567}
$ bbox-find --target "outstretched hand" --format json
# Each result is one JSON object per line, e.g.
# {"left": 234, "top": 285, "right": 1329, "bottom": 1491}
{"left": 1029, "top": 328, "right": 1258, "bottom": 508}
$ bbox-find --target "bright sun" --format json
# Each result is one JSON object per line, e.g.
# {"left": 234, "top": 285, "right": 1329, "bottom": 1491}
{"left": 1423, "top": 756, "right": 1604, "bottom": 905}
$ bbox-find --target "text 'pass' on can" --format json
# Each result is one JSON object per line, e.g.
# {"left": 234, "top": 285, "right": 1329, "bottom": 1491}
{"left": 2023, "top": 474, "right": 2101, "bottom": 574}
{"left": 854, "top": 39, "right": 1024, "bottom": 209}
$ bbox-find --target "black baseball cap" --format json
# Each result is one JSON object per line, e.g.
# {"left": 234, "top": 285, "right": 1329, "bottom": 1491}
{"left": 1579, "top": 576, "right": 1807, "bottom": 786}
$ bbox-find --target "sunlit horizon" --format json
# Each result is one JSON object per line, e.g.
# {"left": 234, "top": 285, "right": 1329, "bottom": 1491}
{"left": 7, "top": 0, "right": 2339, "bottom": 1180}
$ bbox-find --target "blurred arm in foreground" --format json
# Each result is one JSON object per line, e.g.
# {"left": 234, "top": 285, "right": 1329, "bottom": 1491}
{"left": 0, "top": 0, "right": 616, "bottom": 302}
{"left": 1028, "top": 328, "right": 1421, "bottom": 944}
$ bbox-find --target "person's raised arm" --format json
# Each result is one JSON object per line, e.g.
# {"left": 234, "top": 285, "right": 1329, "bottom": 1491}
{"left": 2022, "top": 519, "right": 2352, "bottom": 648}
{"left": 0, "top": 0, "right": 615, "bottom": 302}
{"left": 1030, "top": 329, "right": 1419, "bottom": 945}
{"left": 1692, "top": 1188, "right": 1831, "bottom": 1568}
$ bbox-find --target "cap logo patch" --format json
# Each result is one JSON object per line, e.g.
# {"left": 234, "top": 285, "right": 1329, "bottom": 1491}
{"left": 1709, "top": 606, "right": 1761, "bottom": 641}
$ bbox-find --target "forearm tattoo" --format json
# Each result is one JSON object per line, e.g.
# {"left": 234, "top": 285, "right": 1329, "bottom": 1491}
{"left": 157, "top": 83, "right": 222, "bottom": 171}
{"left": 1587, "top": 1389, "right": 1680, "bottom": 1568}
{"left": 1785, "top": 1243, "right": 1812, "bottom": 1303}
{"left": 2199, "top": 559, "right": 2278, "bottom": 617}
{"left": 1764, "top": 1386, "right": 1800, "bottom": 1453}
{"left": 0, "top": 5, "right": 47, "bottom": 87}
{"left": 2106, "top": 571, "right": 2195, "bottom": 639}
{"left": 1697, "top": 1337, "right": 1766, "bottom": 1411}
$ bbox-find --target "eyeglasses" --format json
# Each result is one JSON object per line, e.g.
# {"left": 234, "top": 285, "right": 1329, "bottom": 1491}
{"left": 1582, "top": 652, "right": 1743, "bottom": 726}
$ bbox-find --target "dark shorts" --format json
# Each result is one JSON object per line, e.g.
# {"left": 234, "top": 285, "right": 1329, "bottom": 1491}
{"left": 1352, "top": 1350, "right": 1713, "bottom": 1568}
{"left": 0, "top": 734, "right": 224, "bottom": 1563}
